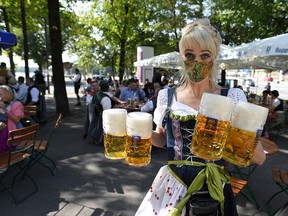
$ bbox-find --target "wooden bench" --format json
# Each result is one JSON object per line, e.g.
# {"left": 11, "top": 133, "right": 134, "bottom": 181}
{"left": 0, "top": 124, "right": 39, "bottom": 206}
{"left": 27, "top": 114, "right": 62, "bottom": 176}
{"left": 267, "top": 167, "right": 288, "bottom": 215}
{"left": 23, "top": 105, "right": 39, "bottom": 126}
{"left": 230, "top": 177, "right": 248, "bottom": 197}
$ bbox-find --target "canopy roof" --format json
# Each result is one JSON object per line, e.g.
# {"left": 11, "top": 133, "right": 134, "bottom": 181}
{"left": 134, "top": 34, "right": 288, "bottom": 71}
{"left": 218, "top": 33, "right": 288, "bottom": 70}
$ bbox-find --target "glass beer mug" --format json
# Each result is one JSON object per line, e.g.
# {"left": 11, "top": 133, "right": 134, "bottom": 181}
{"left": 125, "top": 112, "right": 152, "bottom": 166}
{"left": 191, "top": 93, "right": 234, "bottom": 161}
{"left": 223, "top": 101, "right": 269, "bottom": 166}
{"left": 102, "top": 109, "right": 127, "bottom": 159}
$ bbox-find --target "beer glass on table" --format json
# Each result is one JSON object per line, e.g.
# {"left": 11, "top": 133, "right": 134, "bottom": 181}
{"left": 191, "top": 93, "right": 234, "bottom": 161}
{"left": 103, "top": 109, "right": 127, "bottom": 159}
{"left": 125, "top": 112, "right": 152, "bottom": 166}
{"left": 223, "top": 101, "right": 268, "bottom": 166}
{"left": 127, "top": 98, "right": 132, "bottom": 107}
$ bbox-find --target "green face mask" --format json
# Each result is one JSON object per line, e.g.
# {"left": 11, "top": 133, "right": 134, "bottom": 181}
{"left": 183, "top": 60, "right": 213, "bottom": 82}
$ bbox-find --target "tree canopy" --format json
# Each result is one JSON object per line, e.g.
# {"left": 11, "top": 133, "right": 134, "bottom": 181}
{"left": 1, "top": 0, "right": 287, "bottom": 115}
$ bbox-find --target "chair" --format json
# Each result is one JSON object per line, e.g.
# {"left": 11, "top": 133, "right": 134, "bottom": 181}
{"left": 0, "top": 124, "right": 39, "bottom": 206}
{"left": 230, "top": 177, "right": 248, "bottom": 197}
{"left": 267, "top": 167, "right": 288, "bottom": 215}
{"left": 27, "top": 114, "right": 62, "bottom": 176}
{"left": 23, "top": 105, "right": 39, "bottom": 126}
{"left": 227, "top": 163, "right": 260, "bottom": 209}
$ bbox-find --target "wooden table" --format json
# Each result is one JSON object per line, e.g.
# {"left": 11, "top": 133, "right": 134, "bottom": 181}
{"left": 259, "top": 137, "right": 279, "bottom": 155}
{"left": 113, "top": 104, "right": 142, "bottom": 112}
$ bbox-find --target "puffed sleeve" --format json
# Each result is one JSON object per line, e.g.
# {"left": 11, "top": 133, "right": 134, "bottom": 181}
{"left": 153, "top": 89, "right": 168, "bottom": 129}
{"left": 227, "top": 88, "right": 247, "bottom": 110}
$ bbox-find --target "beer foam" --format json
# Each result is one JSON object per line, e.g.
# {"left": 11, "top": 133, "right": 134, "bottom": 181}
{"left": 103, "top": 109, "right": 127, "bottom": 135}
{"left": 127, "top": 112, "right": 152, "bottom": 139}
{"left": 200, "top": 93, "right": 234, "bottom": 120}
{"left": 231, "top": 101, "right": 269, "bottom": 132}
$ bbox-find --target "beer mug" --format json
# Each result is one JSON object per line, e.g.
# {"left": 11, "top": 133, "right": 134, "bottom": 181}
{"left": 191, "top": 93, "right": 234, "bottom": 161}
{"left": 127, "top": 98, "right": 132, "bottom": 107}
{"left": 223, "top": 101, "right": 269, "bottom": 166}
{"left": 103, "top": 109, "right": 127, "bottom": 159}
{"left": 125, "top": 112, "right": 152, "bottom": 166}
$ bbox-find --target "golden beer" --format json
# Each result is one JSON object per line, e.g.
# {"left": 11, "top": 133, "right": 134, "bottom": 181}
{"left": 125, "top": 136, "right": 152, "bottom": 166}
{"left": 103, "top": 108, "right": 127, "bottom": 160}
{"left": 223, "top": 127, "right": 259, "bottom": 167}
{"left": 222, "top": 101, "right": 268, "bottom": 166}
{"left": 126, "top": 112, "right": 152, "bottom": 166}
{"left": 104, "top": 133, "right": 126, "bottom": 159}
{"left": 191, "top": 114, "right": 231, "bottom": 160}
{"left": 127, "top": 98, "right": 131, "bottom": 107}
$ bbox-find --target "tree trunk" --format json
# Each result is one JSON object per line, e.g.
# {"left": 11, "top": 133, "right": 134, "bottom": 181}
{"left": 20, "top": 0, "right": 29, "bottom": 79}
{"left": 2, "top": 7, "right": 16, "bottom": 75}
{"left": 47, "top": 0, "right": 70, "bottom": 117}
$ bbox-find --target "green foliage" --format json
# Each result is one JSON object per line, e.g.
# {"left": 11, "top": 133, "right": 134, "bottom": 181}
{"left": 209, "top": 0, "right": 288, "bottom": 45}
{"left": 1, "top": 0, "right": 287, "bottom": 81}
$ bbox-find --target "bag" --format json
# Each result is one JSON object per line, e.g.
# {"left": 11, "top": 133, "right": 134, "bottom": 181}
{"left": 188, "top": 191, "right": 220, "bottom": 216}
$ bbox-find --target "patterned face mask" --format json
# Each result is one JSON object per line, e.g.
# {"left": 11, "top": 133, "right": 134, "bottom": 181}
{"left": 183, "top": 60, "right": 213, "bottom": 82}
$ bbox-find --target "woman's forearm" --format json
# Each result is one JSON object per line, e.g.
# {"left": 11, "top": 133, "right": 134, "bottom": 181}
{"left": 152, "top": 127, "right": 166, "bottom": 148}
{"left": 251, "top": 141, "right": 266, "bottom": 165}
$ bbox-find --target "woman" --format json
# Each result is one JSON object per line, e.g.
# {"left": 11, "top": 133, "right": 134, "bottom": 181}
{"left": 263, "top": 90, "right": 284, "bottom": 138}
{"left": 135, "top": 19, "right": 266, "bottom": 216}
{"left": 0, "top": 85, "right": 25, "bottom": 153}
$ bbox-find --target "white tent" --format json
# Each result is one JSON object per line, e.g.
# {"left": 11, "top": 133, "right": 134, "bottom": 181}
{"left": 218, "top": 33, "right": 288, "bottom": 70}
{"left": 134, "top": 34, "right": 288, "bottom": 70}
{"left": 133, "top": 51, "right": 181, "bottom": 68}
{"left": 133, "top": 46, "right": 233, "bottom": 69}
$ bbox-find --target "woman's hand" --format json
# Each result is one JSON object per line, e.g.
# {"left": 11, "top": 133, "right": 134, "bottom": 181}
{"left": 0, "top": 102, "right": 7, "bottom": 113}
{"left": 152, "top": 127, "right": 166, "bottom": 148}
{"left": 251, "top": 141, "right": 266, "bottom": 165}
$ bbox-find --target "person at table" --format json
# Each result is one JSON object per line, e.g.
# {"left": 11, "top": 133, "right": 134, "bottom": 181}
{"left": 15, "top": 76, "right": 28, "bottom": 104}
{"left": 119, "top": 78, "right": 146, "bottom": 104}
{"left": 263, "top": 90, "right": 284, "bottom": 138}
{"left": 83, "top": 80, "right": 99, "bottom": 141}
{"left": 0, "top": 62, "right": 14, "bottom": 84}
{"left": 88, "top": 80, "right": 112, "bottom": 145}
{"left": 260, "top": 90, "right": 270, "bottom": 106}
{"left": 25, "top": 77, "right": 40, "bottom": 106}
{"left": 135, "top": 18, "right": 266, "bottom": 216}
{"left": 0, "top": 85, "right": 24, "bottom": 153}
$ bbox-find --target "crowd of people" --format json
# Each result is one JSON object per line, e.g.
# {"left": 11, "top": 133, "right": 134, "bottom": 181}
{"left": 79, "top": 67, "right": 177, "bottom": 144}
{"left": 0, "top": 62, "right": 48, "bottom": 154}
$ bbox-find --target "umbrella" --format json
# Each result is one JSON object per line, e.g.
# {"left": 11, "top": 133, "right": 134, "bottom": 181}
{"left": 0, "top": 30, "right": 17, "bottom": 50}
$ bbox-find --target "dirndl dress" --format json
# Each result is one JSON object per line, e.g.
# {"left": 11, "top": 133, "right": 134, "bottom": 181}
{"left": 135, "top": 88, "right": 238, "bottom": 216}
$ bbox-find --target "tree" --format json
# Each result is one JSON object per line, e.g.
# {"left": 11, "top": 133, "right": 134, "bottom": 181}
{"left": 47, "top": 0, "right": 70, "bottom": 116}
{"left": 209, "top": 0, "right": 288, "bottom": 45}
{"left": 0, "top": 2, "right": 17, "bottom": 74}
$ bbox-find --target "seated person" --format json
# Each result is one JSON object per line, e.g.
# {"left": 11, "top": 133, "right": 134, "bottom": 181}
{"left": 260, "top": 90, "right": 270, "bottom": 106}
{"left": 119, "top": 78, "right": 146, "bottom": 103}
{"left": 0, "top": 85, "right": 24, "bottom": 153}
{"left": 84, "top": 80, "right": 112, "bottom": 145}
{"left": 263, "top": 90, "right": 285, "bottom": 137}
{"left": 25, "top": 78, "right": 40, "bottom": 106}
{"left": 15, "top": 76, "right": 28, "bottom": 104}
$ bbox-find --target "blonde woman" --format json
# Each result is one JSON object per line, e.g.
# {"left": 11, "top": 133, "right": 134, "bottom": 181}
{"left": 0, "top": 85, "right": 24, "bottom": 153}
{"left": 136, "top": 19, "right": 266, "bottom": 216}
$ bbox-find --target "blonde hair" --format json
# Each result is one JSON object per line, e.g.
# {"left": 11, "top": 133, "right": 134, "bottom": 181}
{"left": 179, "top": 18, "right": 222, "bottom": 89}
{"left": 0, "top": 85, "right": 15, "bottom": 101}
